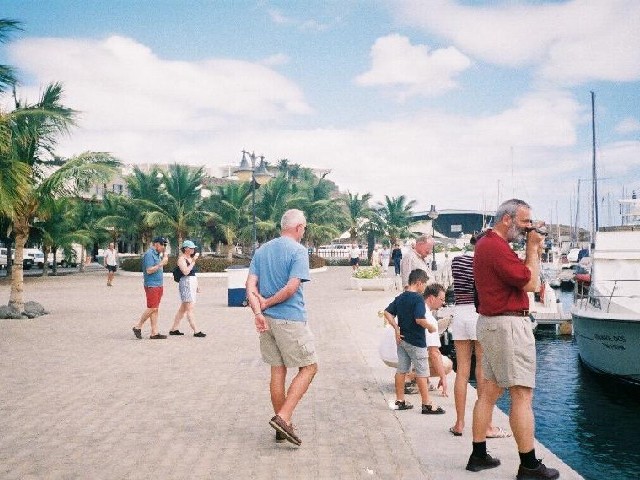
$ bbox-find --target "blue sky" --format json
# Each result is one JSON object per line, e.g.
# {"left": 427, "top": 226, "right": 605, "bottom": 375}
{"left": 2, "top": 0, "right": 640, "bottom": 228}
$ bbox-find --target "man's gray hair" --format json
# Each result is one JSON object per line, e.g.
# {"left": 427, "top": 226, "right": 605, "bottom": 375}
{"left": 415, "top": 234, "right": 433, "bottom": 244}
{"left": 496, "top": 198, "right": 530, "bottom": 222}
{"left": 281, "top": 209, "right": 306, "bottom": 230}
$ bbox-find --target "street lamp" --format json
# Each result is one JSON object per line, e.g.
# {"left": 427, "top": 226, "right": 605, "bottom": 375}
{"left": 428, "top": 204, "right": 438, "bottom": 271}
{"left": 234, "top": 150, "right": 273, "bottom": 255}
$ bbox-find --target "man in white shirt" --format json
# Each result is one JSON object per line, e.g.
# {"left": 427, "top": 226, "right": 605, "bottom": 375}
{"left": 349, "top": 244, "right": 361, "bottom": 271}
{"left": 400, "top": 235, "right": 434, "bottom": 288}
{"left": 104, "top": 242, "right": 119, "bottom": 287}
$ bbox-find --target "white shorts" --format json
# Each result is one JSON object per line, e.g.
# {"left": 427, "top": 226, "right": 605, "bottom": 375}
{"left": 178, "top": 275, "right": 198, "bottom": 303}
{"left": 451, "top": 304, "right": 478, "bottom": 341}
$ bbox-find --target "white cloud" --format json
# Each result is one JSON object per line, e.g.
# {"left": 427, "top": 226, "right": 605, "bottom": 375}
{"left": 355, "top": 34, "right": 471, "bottom": 98}
{"left": 8, "top": 35, "right": 311, "bottom": 135}
{"left": 268, "top": 8, "right": 328, "bottom": 31}
{"left": 615, "top": 117, "right": 640, "bottom": 135}
{"left": 392, "top": 0, "right": 640, "bottom": 84}
{"left": 44, "top": 84, "right": 637, "bottom": 225}
{"left": 268, "top": 9, "right": 292, "bottom": 25}
{"left": 7, "top": 33, "right": 637, "bottom": 225}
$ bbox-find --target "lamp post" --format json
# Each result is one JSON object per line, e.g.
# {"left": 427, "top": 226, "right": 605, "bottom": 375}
{"left": 428, "top": 204, "right": 438, "bottom": 271}
{"left": 234, "top": 150, "right": 273, "bottom": 255}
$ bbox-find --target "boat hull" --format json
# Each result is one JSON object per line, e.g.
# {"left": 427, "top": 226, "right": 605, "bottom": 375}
{"left": 572, "top": 310, "right": 640, "bottom": 386}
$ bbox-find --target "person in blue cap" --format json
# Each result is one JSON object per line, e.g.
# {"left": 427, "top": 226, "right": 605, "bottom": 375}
{"left": 169, "top": 239, "right": 205, "bottom": 338}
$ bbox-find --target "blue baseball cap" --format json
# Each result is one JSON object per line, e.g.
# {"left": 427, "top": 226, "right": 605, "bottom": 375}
{"left": 182, "top": 240, "right": 196, "bottom": 249}
{"left": 152, "top": 236, "right": 168, "bottom": 245}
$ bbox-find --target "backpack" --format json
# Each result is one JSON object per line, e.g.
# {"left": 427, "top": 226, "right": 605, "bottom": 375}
{"left": 172, "top": 265, "right": 184, "bottom": 283}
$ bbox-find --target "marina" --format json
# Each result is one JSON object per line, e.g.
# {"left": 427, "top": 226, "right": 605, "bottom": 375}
{"left": 498, "top": 317, "right": 640, "bottom": 480}
{"left": 1, "top": 267, "right": 585, "bottom": 480}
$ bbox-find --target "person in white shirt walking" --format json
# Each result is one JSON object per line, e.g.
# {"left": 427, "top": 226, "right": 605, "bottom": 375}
{"left": 104, "top": 242, "right": 119, "bottom": 287}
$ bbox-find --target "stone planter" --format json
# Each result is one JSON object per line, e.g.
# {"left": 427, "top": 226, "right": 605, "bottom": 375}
{"left": 350, "top": 276, "right": 394, "bottom": 291}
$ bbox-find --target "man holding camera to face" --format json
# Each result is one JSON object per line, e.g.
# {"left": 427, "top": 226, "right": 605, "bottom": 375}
{"left": 466, "top": 199, "right": 559, "bottom": 480}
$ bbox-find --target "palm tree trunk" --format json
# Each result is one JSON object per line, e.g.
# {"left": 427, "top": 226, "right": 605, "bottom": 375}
{"left": 8, "top": 218, "right": 28, "bottom": 313}
{"left": 42, "top": 244, "right": 50, "bottom": 277}
{"left": 79, "top": 245, "right": 86, "bottom": 273}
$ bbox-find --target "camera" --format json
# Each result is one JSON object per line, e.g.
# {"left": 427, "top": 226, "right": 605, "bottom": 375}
{"left": 525, "top": 226, "right": 548, "bottom": 236}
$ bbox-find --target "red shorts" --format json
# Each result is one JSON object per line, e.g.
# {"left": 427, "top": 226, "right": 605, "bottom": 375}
{"left": 144, "top": 286, "right": 163, "bottom": 308}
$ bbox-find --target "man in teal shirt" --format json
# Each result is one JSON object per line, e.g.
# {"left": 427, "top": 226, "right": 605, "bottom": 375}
{"left": 132, "top": 237, "right": 169, "bottom": 339}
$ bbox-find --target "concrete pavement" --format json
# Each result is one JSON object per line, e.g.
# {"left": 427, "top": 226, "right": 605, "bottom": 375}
{"left": 0, "top": 267, "right": 582, "bottom": 479}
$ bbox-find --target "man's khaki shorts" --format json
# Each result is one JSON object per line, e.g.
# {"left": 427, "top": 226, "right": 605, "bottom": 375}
{"left": 260, "top": 316, "right": 318, "bottom": 368}
{"left": 477, "top": 314, "right": 536, "bottom": 388}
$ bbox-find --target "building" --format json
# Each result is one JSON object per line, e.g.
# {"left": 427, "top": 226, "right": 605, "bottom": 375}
{"left": 410, "top": 209, "right": 495, "bottom": 239}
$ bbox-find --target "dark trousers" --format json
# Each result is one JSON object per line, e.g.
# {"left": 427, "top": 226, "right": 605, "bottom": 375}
{"left": 393, "top": 259, "right": 401, "bottom": 275}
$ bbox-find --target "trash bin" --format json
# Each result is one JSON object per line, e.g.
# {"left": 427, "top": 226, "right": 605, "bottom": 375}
{"left": 226, "top": 266, "right": 249, "bottom": 307}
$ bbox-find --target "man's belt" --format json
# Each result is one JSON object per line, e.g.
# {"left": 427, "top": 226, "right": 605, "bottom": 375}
{"left": 493, "top": 310, "right": 530, "bottom": 317}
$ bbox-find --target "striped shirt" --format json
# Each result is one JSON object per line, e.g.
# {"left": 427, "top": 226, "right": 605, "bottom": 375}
{"left": 451, "top": 254, "right": 475, "bottom": 305}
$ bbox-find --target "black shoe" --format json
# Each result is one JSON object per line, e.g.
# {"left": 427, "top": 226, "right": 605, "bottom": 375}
{"left": 466, "top": 453, "right": 501, "bottom": 472}
{"left": 193, "top": 332, "right": 206, "bottom": 338}
{"left": 132, "top": 327, "right": 142, "bottom": 339}
{"left": 275, "top": 431, "right": 287, "bottom": 443}
{"left": 516, "top": 461, "right": 559, "bottom": 480}
{"left": 422, "top": 404, "right": 445, "bottom": 415}
{"left": 404, "top": 384, "right": 419, "bottom": 394}
{"left": 169, "top": 330, "right": 184, "bottom": 336}
{"left": 394, "top": 400, "right": 413, "bottom": 410}
{"left": 150, "top": 334, "right": 167, "bottom": 339}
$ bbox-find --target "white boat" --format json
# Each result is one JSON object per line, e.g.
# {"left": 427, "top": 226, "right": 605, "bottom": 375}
{"left": 571, "top": 92, "right": 640, "bottom": 387}
{"left": 571, "top": 228, "right": 640, "bottom": 386}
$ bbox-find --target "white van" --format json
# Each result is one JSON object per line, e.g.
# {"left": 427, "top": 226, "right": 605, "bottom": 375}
{"left": 0, "top": 247, "right": 35, "bottom": 270}
{"left": 24, "top": 248, "right": 46, "bottom": 268}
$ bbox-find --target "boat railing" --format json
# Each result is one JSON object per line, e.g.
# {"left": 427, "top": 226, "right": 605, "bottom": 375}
{"left": 574, "top": 279, "right": 640, "bottom": 313}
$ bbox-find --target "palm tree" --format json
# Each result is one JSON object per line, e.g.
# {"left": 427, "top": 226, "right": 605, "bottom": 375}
{"left": 123, "top": 166, "right": 165, "bottom": 252}
{"left": 376, "top": 195, "right": 417, "bottom": 245}
{"left": 253, "top": 174, "right": 299, "bottom": 241}
{"left": 294, "top": 177, "right": 344, "bottom": 248}
{"left": 3, "top": 82, "right": 120, "bottom": 312}
{"left": 0, "top": 19, "right": 28, "bottom": 220}
{"left": 145, "top": 164, "right": 208, "bottom": 249}
{"left": 0, "top": 19, "right": 20, "bottom": 93}
{"left": 203, "top": 182, "right": 251, "bottom": 260}
{"left": 342, "top": 191, "right": 373, "bottom": 242}
{"left": 34, "top": 197, "right": 93, "bottom": 276}
{"left": 67, "top": 197, "right": 108, "bottom": 273}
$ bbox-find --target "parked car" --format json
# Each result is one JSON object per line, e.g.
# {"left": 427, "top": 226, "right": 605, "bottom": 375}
{"left": 24, "top": 248, "right": 46, "bottom": 268}
{"left": 0, "top": 247, "right": 34, "bottom": 270}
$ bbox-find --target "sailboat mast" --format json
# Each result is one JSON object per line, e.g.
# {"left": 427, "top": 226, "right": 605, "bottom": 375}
{"left": 575, "top": 179, "right": 581, "bottom": 245}
{"left": 591, "top": 91, "right": 598, "bottom": 248}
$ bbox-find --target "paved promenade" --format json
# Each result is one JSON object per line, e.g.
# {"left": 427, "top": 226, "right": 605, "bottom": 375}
{"left": 0, "top": 267, "right": 582, "bottom": 479}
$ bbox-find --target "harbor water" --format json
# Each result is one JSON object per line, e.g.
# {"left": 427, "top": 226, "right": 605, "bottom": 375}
{"left": 496, "top": 291, "right": 640, "bottom": 480}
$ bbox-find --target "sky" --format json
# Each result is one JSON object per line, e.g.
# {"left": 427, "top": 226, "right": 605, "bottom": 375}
{"left": 1, "top": 0, "right": 640, "bottom": 228}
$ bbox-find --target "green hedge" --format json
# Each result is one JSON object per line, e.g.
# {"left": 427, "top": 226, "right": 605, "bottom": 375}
{"left": 309, "top": 254, "right": 327, "bottom": 269}
{"left": 121, "top": 253, "right": 327, "bottom": 272}
{"left": 120, "top": 256, "right": 249, "bottom": 273}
